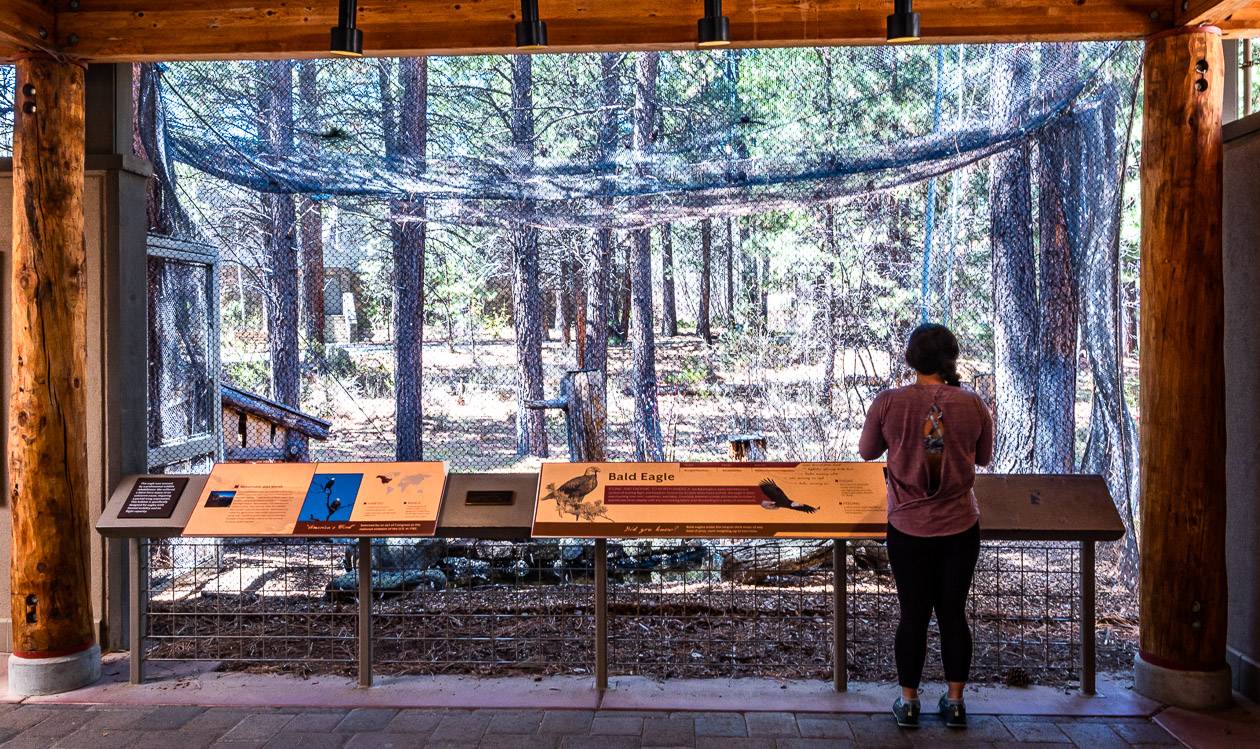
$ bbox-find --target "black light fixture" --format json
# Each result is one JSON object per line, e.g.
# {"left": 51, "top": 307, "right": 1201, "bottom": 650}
{"left": 886, "top": 0, "right": 920, "bottom": 43}
{"left": 516, "top": 0, "right": 549, "bottom": 49}
{"left": 330, "top": 0, "right": 364, "bottom": 57}
{"left": 698, "top": 0, "right": 730, "bottom": 48}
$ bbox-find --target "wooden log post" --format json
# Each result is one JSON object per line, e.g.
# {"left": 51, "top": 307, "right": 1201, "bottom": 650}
{"left": 726, "top": 433, "right": 768, "bottom": 461}
{"left": 1134, "top": 26, "right": 1231, "bottom": 710}
{"left": 7, "top": 56, "right": 101, "bottom": 695}
{"left": 528, "top": 369, "right": 607, "bottom": 462}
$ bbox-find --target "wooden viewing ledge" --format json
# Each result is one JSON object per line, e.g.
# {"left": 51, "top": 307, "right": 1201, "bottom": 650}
{"left": 98, "top": 470, "right": 1124, "bottom": 694}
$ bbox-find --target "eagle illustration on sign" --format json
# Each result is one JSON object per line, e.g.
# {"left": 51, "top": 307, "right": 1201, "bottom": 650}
{"left": 758, "top": 478, "right": 818, "bottom": 513}
{"left": 542, "top": 467, "right": 609, "bottom": 521}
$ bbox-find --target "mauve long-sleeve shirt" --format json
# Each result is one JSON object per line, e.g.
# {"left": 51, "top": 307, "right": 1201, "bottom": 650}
{"left": 858, "top": 383, "right": 994, "bottom": 537}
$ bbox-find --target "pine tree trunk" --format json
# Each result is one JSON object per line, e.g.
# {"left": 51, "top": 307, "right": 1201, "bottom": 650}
{"left": 391, "top": 56, "right": 428, "bottom": 461}
{"left": 580, "top": 53, "right": 620, "bottom": 378}
{"left": 618, "top": 242, "right": 632, "bottom": 340}
{"left": 661, "top": 224, "right": 678, "bottom": 336}
{"left": 725, "top": 217, "right": 735, "bottom": 324}
{"left": 697, "top": 218, "right": 713, "bottom": 343}
{"left": 631, "top": 51, "right": 664, "bottom": 461}
{"left": 821, "top": 205, "right": 839, "bottom": 408}
{"left": 1033, "top": 44, "right": 1079, "bottom": 474}
{"left": 988, "top": 47, "right": 1038, "bottom": 472}
{"left": 297, "top": 61, "right": 326, "bottom": 350}
{"left": 510, "top": 54, "right": 548, "bottom": 457}
{"left": 259, "top": 60, "right": 301, "bottom": 408}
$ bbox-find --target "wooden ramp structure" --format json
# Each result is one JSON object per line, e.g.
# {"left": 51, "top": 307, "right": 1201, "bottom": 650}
{"left": 0, "top": 0, "right": 1257, "bottom": 708}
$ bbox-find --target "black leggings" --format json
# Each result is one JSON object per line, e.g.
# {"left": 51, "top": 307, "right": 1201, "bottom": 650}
{"left": 886, "top": 521, "right": 981, "bottom": 688}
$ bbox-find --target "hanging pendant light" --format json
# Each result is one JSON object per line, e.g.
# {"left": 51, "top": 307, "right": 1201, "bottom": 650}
{"left": 330, "top": 0, "right": 364, "bottom": 56}
{"left": 886, "top": 0, "right": 920, "bottom": 43}
{"left": 516, "top": 0, "right": 549, "bottom": 49}
{"left": 698, "top": 0, "right": 730, "bottom": 48}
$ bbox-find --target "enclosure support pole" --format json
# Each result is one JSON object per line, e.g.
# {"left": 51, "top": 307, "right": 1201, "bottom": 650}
{"left": 1135, "top": 25, "right": 1232, "bottom": 710}
{"left": 357, "top": 538, "right": 373, "bottom": 688}
{"left": 595, "top": 538, "right": 608, "bottom": 692}
{"left": 129, "top": 538, "right": 146, "bottom": 685}
{"left": 7, "top": 55, "right": 101, "bottom": 697}
{"left": 832, "top": 540, "right": 847, "bottom": 692}
{"left": 1080, "top": 540, "right": 1095, "bottom": 696}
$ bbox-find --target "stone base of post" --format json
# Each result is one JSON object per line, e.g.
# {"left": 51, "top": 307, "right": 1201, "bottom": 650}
{"left": 7, "top": 644, "right": 101, "bottom": 698}
{"left": 1134, "top": 652, "right": 1232, "bottom": 710}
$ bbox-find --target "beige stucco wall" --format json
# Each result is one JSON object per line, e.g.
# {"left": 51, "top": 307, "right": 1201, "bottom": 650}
{"left": 1224, "top": 114, "right": 1260, "bottom": 702}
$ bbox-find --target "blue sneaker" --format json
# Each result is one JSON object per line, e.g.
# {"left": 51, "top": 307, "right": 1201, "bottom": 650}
{"left": 892, "top": 697, "right": 920, "bottom": 728}
{"left": 939, "top": 694, "right": 967, "bottom": 728}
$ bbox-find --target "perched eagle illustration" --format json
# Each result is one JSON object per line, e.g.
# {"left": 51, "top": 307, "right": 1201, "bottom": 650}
{"left": 542, "top": 467, "right": 608, "bottom": 521}
{"left": 758, "top": 478, "right": 818, "bottom": 514}
{"left": 323, "top": 477, "right": 341, "bottom": 521}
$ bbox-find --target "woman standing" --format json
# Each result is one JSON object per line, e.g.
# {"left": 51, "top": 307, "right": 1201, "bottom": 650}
{"left": 858, "top": 323, "right": 994, "bottom": 729}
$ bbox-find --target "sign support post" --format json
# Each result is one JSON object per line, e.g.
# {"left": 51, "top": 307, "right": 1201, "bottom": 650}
{"left": 1081, "top": 540, "right": 1096, "bottom": 695}
{"left": 358, "top": 538, "right": 373, "bottom": 688}
{"left": 833, "top": 539, "right": 847, "bottom": 692}
{"left": 595, "top": 538, "right": 608, "bottom": 692}
{"left": 129, "top": 537, "right": 146, "bottom": 685}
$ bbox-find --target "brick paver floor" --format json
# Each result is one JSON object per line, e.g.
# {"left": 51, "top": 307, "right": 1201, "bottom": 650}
{"left": 0, "top": 703, "right": 1185, "bottom": 748}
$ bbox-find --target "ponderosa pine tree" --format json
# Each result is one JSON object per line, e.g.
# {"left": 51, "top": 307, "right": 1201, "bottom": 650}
{"left": 630, "top": 51, "right": 664, "bottom": 460}
{"left": 258, "top": 60, "right": 301, "bottom": 409}
{"left": 390, "top": 56, "right": 429, "bottom": 461}
{"left": 509, "top": 53, "right": 548, "bottom": 457}
{"left": 297, "top": 60, "right": 326, "bottom": 351}
{"left": 988, "top": 46, "right": 1038, "bottom": 472}
{"left": 697, "top": 218, "right": 713, "bottom": 344}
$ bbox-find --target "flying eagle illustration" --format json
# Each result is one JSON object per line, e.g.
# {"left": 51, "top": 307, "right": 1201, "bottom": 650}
{"left": 542, "top": 467, "right": 607, "bottom": 521}
{"left": 758, "top": 479, "right": 818, "bottom": 514}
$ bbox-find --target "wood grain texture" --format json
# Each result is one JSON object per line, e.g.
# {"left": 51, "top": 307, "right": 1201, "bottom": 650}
{"left": 1179, "top": 0, "right": 1257, "bottom": 26}
{"left": 8, "top": 57, "right": 96, "bottom": 658}
{"left": 0, "top": 0, "right": 56, "bottom": 57}
{"left": 1138, "top": 27, "right": 1228, "bottom": 672}
{"left": 58, "top": 0, "right": 1171, "bottom": 62}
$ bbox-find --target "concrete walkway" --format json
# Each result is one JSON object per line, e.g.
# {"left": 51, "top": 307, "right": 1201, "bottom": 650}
{"left": 0, "top": 703, "right": 1186, "bottom": 749}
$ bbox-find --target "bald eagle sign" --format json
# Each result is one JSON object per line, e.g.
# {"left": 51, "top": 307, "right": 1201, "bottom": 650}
{"left": 532, "top": 462, "right": 888, "bottom": 539}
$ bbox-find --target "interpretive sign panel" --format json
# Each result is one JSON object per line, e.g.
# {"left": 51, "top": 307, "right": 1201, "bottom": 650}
{"left": 183, "top": 461, "right": 447, "bottom": 537}
{"left": 119, "top": 477, "right": 189, "bottom": 519}
{"left": 532, "top": 462, "right": 888, "bottom": 538}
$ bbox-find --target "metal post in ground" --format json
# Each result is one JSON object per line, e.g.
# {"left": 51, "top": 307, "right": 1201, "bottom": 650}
{"left": 1080, "top": 540, "right": 1096, "bottom": 696}
{"left": 358, "top": 537, "right": 373, "bottom": 688}
{"left": 595, "top": 538, "right": 608, "bottom": 692}
{"left": 129, "top": 537, "right": 146, "bottom": 685}
{"left": 833, "top": 539, "right": 848, "bottom": 692}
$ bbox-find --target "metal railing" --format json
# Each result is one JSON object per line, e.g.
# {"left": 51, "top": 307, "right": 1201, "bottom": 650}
{"left": 130, "top": 536, "right": 1134, "bottom": 693}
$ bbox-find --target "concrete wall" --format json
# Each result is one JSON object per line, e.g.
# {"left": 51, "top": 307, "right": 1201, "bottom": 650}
{"left": 1224, "top": 113, "right": 1260, "bottom": 702}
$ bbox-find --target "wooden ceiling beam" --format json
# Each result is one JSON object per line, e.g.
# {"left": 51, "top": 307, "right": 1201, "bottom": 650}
{"left": 1178, "top": 0, "right": 1259, "bottom": 27}
{"left": 0, "top": 0, "right": 58, "bottom": 57}
{"left": 58, "top": 0, "right": 1172, "bottom": 62}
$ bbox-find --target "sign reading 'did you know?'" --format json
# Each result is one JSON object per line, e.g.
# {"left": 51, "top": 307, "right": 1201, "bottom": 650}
{"left": 532, "top": 461, "right": 888, "bottom": 539}
{"left": 182, "top": 461, "right": 447, "bottom": 537}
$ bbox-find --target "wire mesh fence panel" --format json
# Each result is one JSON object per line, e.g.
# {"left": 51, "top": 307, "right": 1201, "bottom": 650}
{"left": 143, "top": 538, "right": 358, "bottom": 670}
{"left": 102, "top": 42, "right": 1144, "bottom": 686}
{"left": 368, "top": 538, "right": 595, "bottom": 676}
